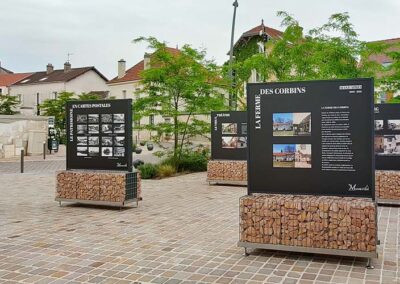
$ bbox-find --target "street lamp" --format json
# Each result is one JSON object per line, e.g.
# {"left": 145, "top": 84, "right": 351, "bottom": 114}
{"left": 229, "top": 0, "right": 238, "bottom": 110}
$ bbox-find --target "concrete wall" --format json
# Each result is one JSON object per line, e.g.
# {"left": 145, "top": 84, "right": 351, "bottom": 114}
{"left": 66, "top": 70, "right": 109, "bottom": 94}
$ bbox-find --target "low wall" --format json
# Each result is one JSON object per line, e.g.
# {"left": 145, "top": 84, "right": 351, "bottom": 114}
{"left": 56, "top": 170, "right": 141, "bottom": 204}
{"left": 207, "top": 160, "right": 247, "bottom": 182}
{"left": 375, "top": 170, "right": 400, "bottom": 202}
{"left": 240, "top": 194, "right": 377, "bottom": 253}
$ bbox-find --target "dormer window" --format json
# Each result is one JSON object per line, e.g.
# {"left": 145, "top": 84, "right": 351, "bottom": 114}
{"left": 39, "top": 77, "right": 48, "bottom": 81}
{"left": 21, "top": 79, "right": 30, "bottom": 83}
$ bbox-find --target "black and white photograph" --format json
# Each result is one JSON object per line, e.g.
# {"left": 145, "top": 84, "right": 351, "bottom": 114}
{"left": 101, "top": 137, "right": 113, "bottom": 146}
{"left": 77, "top": 147, "right": 88, "bottom": 156}
{"left": 375, "top": 135, "right": 400, "bottom": 155}
{"left": 88, "top": 114, "right": 99, "bottom": 123}
{"left": 113, "top": 124, "right": 125, "bottom": 134}
{"left": 101, "top": 114, "right": 113, "bottom": 123}
{"left": 101, "top": 124, "right": 113, "bottom": 134}
{"left": 88, "top": 136, "right": 99, "bottom": 146}
{"left": 114, "top": 147, "right": 125, "bottom": 157}
{"left": 88, "top": 147, "right": 100, "bottom": 156}
{"left": 241, "top": 123, "right": 247, "bottom": 135}
{"left": 77, "top": 125, "right": 87, "bottom": 135}
{"left": 88, "top": 124, "right": 100, "bottom": 134}
{"left": 375, "top": 120, "right": 384, "bottom": 130}
{"left": 114, "top": 113, "right": 125, "bottom": 123}
{"left": 114, "top": 136, "right": 125, "bottom": 146}
{"left": 222, "top": 123, "right": 237, "bottom": 134}
{"left": 77, "top": 136, "right": 87, "bottom": 145}
{"left": 388, "top": 120, "right": 400, "bottom": 130}
{"left": 76, "top": 114, "right": 87, "bottom": 123}
{"left": 101, "top": 147, "right": 113, "bottom": 157}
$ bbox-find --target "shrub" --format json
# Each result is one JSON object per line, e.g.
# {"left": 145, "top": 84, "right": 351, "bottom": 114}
{"left": 161, "top": 146, "right": 210, "bottom": 172}
{"left": 156, "top": 164, "right": 176, "bottom": 178}
{"left": 138, "top": 163, "right": 157, "bottom": 179}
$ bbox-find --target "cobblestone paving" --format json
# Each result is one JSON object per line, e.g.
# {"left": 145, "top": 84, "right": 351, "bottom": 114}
{"left": 0, "top": 172, "right": 398, "bottom": 284}
{"left": 0, "top": 160, "right": 65, "bottom": 174}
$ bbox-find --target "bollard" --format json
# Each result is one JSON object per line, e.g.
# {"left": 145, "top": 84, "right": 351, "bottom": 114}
{"left": 20, "top": 149, "right": 24, "bottom": 173}
{"left": 43, "top": 142, "right": 46, "bottom": 160}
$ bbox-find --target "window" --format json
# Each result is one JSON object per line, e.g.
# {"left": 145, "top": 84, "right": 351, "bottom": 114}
{"left": 122, "top": 90, "right": 127, "bottom": 99}
{"left": 39, "top": 77, "right": 48, "bottom": 81}
{"left": 52, "top": 92, "right": 57, "bottom": 100}
{"left": 134, "top": 119, "right": 140, "bottom": 127}
{"left": 164, "top": 117, "right": 171, "bottom": 123}
{"left": 17, "top": 94, "right": 23, "bottom": 104}
{"left": 0, "top": 88, "right": 2, "bottom": 95}
{"left": 149, "top": 115, "right": 154, "bottom": 125}
{"left": 21, "top": 79, "right": 30, "bottom": 83}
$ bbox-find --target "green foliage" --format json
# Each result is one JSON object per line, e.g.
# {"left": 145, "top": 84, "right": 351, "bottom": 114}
{"left": 138, "top": 163, "right": 158, "bottom": 179}
{"left": 132, "top": 37, "right": 225, "bottom": 163}
{"left": 229, "top": 12, "right": 388, "bottom": 108}
{"left": 0, "top": 95, "right": 19, "bottom": 115}
{"left": 156, "top": 164, "right": 176, "bottom": 178}
{"left": 78, "top": 92, "right": 104, "bottom": 100}
{"left": 161, "top": 146, "right": 210, "bottom": 172}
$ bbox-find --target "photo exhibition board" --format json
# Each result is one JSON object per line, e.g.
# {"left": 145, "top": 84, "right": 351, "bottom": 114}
{"left": 211, "top": 111, "right": 247, "bottom": 160}
{"left": 374, "top": 103, "right": 400, "bottom": 170}
{"left": 66, "top": 99, "right": 133, "bottom": 171}
{"left": 247, "top": 79, "right": 374, "bottom": 198}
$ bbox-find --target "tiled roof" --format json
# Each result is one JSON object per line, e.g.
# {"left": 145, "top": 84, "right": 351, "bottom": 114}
{"left": 108, "top": 47, "right": 180, "bottom": 85}
{"left": 0, "top": 66, "right": 13, "bottom": 74}
{"left": 368, "top": 38, "right": 400, "bottom": 64}
{"left": 13, "top": 67, "right": 108, "bottom": 86}
{"left": 0, "top": 73, "right": 32, "bottom": 87}
{"left": 233, "top": 23, "right": 283, "bottom": 50}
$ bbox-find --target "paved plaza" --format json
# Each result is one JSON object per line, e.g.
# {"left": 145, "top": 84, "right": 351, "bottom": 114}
{"left": 0, "top": 164, "right": 399, "bottom": 284}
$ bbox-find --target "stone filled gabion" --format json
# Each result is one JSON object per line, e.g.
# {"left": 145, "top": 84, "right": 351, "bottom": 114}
{"left": 376, "top": 170, "right": 400, "bottom": 201}
{"left": 56, "top": 171, "right": 141, "bottom": 203}
{"left": 207, "top": 160, "right": 247, "bottom": 181}
{"left": 240, "top": 194, "right": 376, "bottom": 252}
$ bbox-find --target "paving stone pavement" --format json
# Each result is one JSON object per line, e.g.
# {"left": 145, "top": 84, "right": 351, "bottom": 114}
{"left": 0, "top": 172, "right": 399, "bottom": 284}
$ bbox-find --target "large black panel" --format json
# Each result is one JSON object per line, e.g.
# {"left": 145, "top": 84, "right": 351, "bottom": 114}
{"left": 247, "top": 79, "right": 374, "bottom": 198}
{"left": 66, "top": 99, "right": 132, "bottom": 171}
{"left": 374, "top": 103, "right": 400, "bottom": 170}
{"left": 211, "top": 111, "right": 247, "bottom": 160}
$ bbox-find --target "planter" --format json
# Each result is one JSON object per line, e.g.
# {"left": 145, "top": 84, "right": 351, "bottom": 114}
{"left": 135, "top": 148, "right": 142, "bottom": 154}
{"left": 139, "top": 141, "right": 146, "bottom": 146}
{"left": 147, "top": 143, "right": 154, "bottom": 151}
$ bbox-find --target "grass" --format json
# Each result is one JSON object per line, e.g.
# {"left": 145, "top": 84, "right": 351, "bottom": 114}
{"left": 273, "top": 130, "right": 294, "bottom": 136}
{"left": 273, "top": 161, "right": 295, "bottom": 168}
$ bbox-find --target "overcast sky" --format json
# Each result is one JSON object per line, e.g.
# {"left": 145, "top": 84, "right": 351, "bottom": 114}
{"left": 1, "top": 0, "right": 399, "bottom": 79}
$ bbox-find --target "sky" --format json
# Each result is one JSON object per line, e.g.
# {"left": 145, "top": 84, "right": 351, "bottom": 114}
{"left": 1, "top": 0, "right": 399, "bottom": 79}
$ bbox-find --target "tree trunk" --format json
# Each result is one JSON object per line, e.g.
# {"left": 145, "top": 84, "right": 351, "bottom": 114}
{"left": 173, "top": 114, "right": 178, "bottom": 159}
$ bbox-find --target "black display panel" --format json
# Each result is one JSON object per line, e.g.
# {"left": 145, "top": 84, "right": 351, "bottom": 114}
{"left": 211, "top": 111, "right": 247, "bottom": 160}
{"left": 374, "top": 103, "right": 400, "bottom": 170}
{"left": 247, "top": 79, "right": 374, "bottom": 198}
{"left": 66, "top": 99, "right": 132, "bottom": 171}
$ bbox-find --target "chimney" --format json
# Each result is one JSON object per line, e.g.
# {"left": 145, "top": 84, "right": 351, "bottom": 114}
{"left": 46, "top": 63, "right": 54, "bottom": 74}
{"left": 64, "top": 62, "right": 71, "bottom": 72}
{"left": 118, "top": 59, "right": 126, "bottom": 79}
{"left": 144, "top": 53, "right": 151, "bottom": 70}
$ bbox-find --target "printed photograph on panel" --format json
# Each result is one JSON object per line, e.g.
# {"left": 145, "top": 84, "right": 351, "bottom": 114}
{"left": 376, "top": 135, "right": 400, "bottom": 155}
{"left": 88, "top": 136, "right": 99, "bottom": 146}
{"left": 293, "top": 113, "right": 311, "bottom": 136}
{"left": 114, "top": 114, "right": 125, "bottom": 123}
{"left": 113, "top": 124, "right": 125, "bottom": 134}
{"left": 76, "top": 114, "right": 87, "bottom": 124}
{"left": 295, "top": 144, "right": 312, "bottom": 168}
{"left": 101, "top": 137, "right": 113, "bottom": 146}
{"left": 101, "top": 114, "right": 113, "bottom": 123}
{"left": 114, "top": 136, "right": 125, "bottom": 146}
{"left": 88, "top": 147, "right": 100, "bottom": 156}
{"left": 222, "top": 136, "right": 247, "bottom": 149}
{"left": 101, "top": 124, "right": 113, "bottom": 134}
{"left": 273, "top": 144, "right": 295, "bottom": 168}
{"left": 77, "top": 147, "right": 88, "bottom": 156}
{"left": 273, "top": 113, "right": 293, "bottom": 136}
{"left": 114, "top": 147, "right": 125, "bottom": 157}
{"left": 222, "top": 123, "right": 237, "bottom": 134}
{"left": 77, "top": 125, "right": 87, "bottom": 135}
{"left": 88, "top": 124, "right": 99, "bottom": 134}
{"left": 388, "top": 120, "right": 400, "bottom": 130}
{"left": 77, "top": 136, "right": 87, "bottom": 145}
{"left": 101, "top": 147, "right": 113, "bottom": 157}
{"left": 375, "top": 120, "right": 384, "bottom": 131}
{"left": 88, "top": 114, "right": 99, "bottom": 123}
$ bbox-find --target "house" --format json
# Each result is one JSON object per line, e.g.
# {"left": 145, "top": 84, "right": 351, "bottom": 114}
{"left": 273, "top": 152, "right": 295, "bottom": 162}
{"left": 367, "top": 38, "right": 400, "bottom": 103}
{"left": 0, "top": 72, "right": 32, "bottom": 96}
{"left": 233, "top": 20, "right": 283, "bottom": 83}
{"left": 293, "top": 114, "right": 311, "bottom": 135}
{"left": 273, "top": 122, "right": 293, "bottom": 131}
{"left": 9, "top": 62, "right": 109, "bottom": 115}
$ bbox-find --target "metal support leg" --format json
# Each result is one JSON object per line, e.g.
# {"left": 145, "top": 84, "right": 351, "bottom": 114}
{"left": 366, "top": 258, "right": 374, "bottom": 269}
{"left": 244, "top": 247, "right": 249, "bottom": 256}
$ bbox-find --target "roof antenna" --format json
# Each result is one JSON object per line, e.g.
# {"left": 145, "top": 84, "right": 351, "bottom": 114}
{"left": 67, "top": 52, "right": 73, "bottom": 63}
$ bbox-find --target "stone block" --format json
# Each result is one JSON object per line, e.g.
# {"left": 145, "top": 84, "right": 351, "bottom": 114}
{"left": 375, "top": 170, "right": 400, "bottom": 201}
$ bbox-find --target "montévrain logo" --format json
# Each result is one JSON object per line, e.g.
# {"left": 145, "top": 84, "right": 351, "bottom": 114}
{"left": 348, "top": 184, "right": 369, "bottom": 191}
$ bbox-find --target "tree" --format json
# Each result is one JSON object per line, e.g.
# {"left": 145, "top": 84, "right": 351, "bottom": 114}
{"left": 132, "top": 37, "right": 225, "bottom": 162}
{"left": 0, "top": 95, "right": 19, "bottom": 115}
{"left": 229, "top": 12, "right": 386, "bottom": 108}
